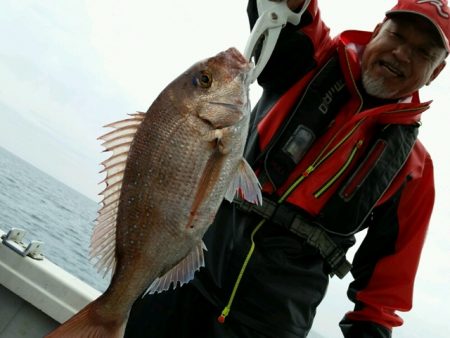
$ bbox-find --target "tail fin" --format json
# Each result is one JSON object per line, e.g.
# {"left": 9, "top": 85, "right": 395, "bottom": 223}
{"left": 45, "top": 301, "right": 127, "bottom": 338}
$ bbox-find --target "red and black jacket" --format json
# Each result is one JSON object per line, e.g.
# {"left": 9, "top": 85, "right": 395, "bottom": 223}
{"left": 194, "top": 1, "right": 435, "bottom": 338}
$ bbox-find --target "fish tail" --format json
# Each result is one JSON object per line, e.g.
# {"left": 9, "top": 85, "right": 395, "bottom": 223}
{"left": 45, "top": 299, "right": 127, "bottom": 338}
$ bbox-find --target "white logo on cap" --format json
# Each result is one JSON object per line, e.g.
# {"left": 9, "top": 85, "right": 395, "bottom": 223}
{"left": 417, "top": 0, "right": 450, "bottom": 18}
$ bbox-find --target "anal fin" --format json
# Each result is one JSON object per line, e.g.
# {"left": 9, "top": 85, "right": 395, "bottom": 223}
{"left": 145, "top": 241, "right": 207, "bottom": 295}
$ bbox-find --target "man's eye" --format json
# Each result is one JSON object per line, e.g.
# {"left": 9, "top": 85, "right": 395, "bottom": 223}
{"left": 417, "top": 48, "right": 432, "bottom": 61}
{"left": 419, "top": 48, "right": 428, "bottom": 56}
{"left": 389, "top": 31, "right": 402, "bottom": 39}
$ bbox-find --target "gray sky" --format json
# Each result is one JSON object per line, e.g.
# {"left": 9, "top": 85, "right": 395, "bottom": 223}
{"left": 0, "top": 0, "right": 449, "bottom": 336}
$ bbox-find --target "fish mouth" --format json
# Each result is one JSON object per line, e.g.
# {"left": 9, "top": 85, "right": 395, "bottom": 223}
{"left": 208, "top": 101, "right": 244, "bottom": 113}
{"left": 226, "top": 47, "right": 250, "bottom": 66}
{"left": 223, "top": 47, "right": 252, "bottom": 73}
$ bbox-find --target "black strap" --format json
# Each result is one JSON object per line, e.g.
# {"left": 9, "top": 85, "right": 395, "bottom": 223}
{"left": 233, "top": 197, "right": 352, "bottom": 278}
{"left": 288, "top": 217, "right": 352, "bottom": 278}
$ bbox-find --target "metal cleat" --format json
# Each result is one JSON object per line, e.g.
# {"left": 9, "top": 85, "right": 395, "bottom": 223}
{"left": 1, "top": 228, "right": 45, "bottom": 260}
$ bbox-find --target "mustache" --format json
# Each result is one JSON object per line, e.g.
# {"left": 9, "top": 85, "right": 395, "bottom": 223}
{"left": 379, "top": 59, "right": 405, "bottom": 77}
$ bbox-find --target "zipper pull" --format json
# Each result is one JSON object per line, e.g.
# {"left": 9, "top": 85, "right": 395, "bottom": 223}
{"left": 217, "top": 306, "right": 230, "bottom": 324}
{"left": 302, "top": 165, "right": 315, "bottom": 177}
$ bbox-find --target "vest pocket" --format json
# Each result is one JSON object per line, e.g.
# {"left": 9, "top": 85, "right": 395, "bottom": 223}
{"left": 339, "top": 139, "right": 387, "bottom": 201}
{"left": 313, "top": 140, "right": 363, "bottom": 198}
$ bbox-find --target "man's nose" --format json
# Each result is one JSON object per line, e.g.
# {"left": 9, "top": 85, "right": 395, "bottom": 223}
{"left": 392, "top": 43, "right": 412, "bottom": 62}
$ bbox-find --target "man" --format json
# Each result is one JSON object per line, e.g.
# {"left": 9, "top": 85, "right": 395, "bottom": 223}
{"left": 125, "top": 0, "right": 449, "bottom": 337}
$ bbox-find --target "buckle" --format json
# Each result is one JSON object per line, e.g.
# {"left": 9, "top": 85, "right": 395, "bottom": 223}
{"left": 233, "top": 196, "right": 277, "bottom": 220}
{"left": 326, "top": 248, "right": 352, "bottom": 279}
{"left": 233, "top": 197, "right": 255, "bottom": 213}
{"left": 329, "top": 258, "right": 353, "bottom": 279}
{"left": 289, "top": 216, "right": 352, "bottom": 279}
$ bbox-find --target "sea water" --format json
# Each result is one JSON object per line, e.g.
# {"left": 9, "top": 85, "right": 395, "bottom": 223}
{"left": 0, "top": 146, "right": 108, "bottom": 292}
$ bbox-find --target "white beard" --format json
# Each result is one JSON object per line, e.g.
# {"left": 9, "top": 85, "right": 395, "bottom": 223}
{"left": 361, "top": 70, "right": 397, "bottom": 99}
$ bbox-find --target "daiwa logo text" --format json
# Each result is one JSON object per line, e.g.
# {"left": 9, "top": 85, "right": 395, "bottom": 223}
{"left": 319, "top": 79, "right": 346, "bottom": 115}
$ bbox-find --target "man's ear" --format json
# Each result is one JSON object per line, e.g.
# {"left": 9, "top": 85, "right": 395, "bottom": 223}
{"left": 372, "top": 23, "right": 383, "bottom": 38}
{"left": 427, "top": 60, "right": 446, "bottom": 85}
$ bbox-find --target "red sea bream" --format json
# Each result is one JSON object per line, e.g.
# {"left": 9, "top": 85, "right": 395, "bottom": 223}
{"left": 45, "top": 47, "right": 261, "bottom": 338}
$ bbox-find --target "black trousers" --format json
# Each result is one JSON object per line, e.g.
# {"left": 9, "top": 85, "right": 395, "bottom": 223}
{"left": 124, "top": 284, "right": 271, "bottom": 338}
{"left": 125, "top": 203, "right": 337, "bottom": 338}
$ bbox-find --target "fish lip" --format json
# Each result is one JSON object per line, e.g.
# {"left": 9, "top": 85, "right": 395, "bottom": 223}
{"left": 227, "top": 47, "right": 250, "bottom": 66}
{"left": 225, "top": 47, "right": 252, "bottom": 74}
{"left": 208, "top": 101, "right": 244, "bottom": 113}
{"left": 209, "top": 100, "right": 249, "bottom": 122}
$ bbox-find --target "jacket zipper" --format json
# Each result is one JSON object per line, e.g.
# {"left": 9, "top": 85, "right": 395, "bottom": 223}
{"left": 340, "top": 139, "right": 387, "bottom": 200}
{"left": 302, "top": 46, "right": 364, "bottom": 200}
{"left": 278, "top": 120, "right": 363, "bottom": 202}
{"left": 259, "top": 57, "right": 342, "bottom": 189}
{"left": 313, "top": 139, "right": 363, "bottom": 198}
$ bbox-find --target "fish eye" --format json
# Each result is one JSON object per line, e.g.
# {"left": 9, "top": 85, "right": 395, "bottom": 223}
{"left": 194, "top": 70, "right": 213, "bottom": 88}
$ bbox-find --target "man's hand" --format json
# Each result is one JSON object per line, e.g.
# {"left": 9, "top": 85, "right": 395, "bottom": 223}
{"left": 269, "top": 0, "right": 306, "bottom": 11}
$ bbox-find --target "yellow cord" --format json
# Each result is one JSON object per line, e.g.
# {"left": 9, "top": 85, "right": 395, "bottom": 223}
{"left": 218, "top": 167, "right": 316, "bottom": 323}
{"left": 218, "top": 219, "right": 266, "bottom": 323}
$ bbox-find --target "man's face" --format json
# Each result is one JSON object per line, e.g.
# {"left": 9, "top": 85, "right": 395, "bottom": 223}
{"left": 361, "top": 15, "right": 447, "bottom": 99}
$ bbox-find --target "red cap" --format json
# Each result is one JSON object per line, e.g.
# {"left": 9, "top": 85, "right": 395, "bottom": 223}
{"left": 386, "top": 0, "right": 450, "bottom": 53}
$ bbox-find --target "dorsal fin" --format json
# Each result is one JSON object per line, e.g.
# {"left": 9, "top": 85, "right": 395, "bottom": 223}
{"left": 90, "top": 112, "right": 146, "bottom": 277}
{"left": 145, "top": 241, "right": 207, "bottom": 295}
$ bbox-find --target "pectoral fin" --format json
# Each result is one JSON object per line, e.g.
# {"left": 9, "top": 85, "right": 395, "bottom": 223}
{"left": 225, "top": 158, "right": 262, "bottom": 205}
{"left": 145, "top": 241, "right": 207, "bottom": 295}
